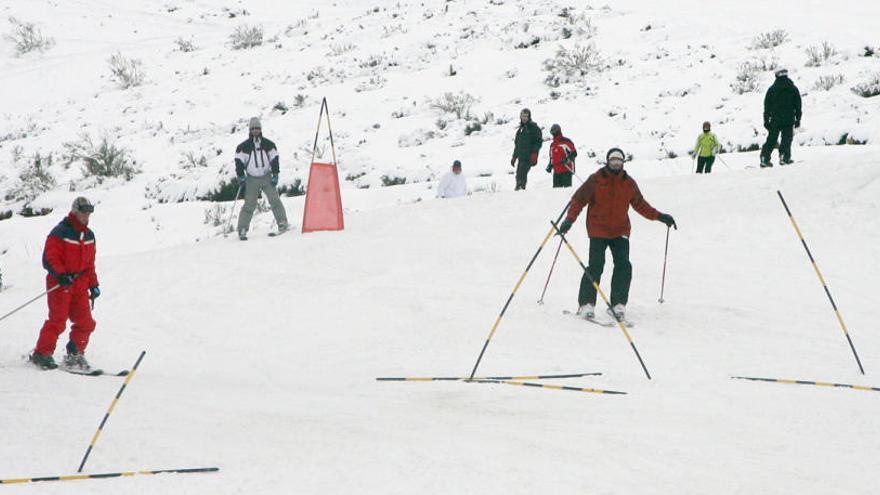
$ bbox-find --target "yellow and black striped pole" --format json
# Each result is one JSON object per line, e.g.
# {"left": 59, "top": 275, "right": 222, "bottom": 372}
{"left": 467, "top": 203, "right": 572, "bottom": 380}
{"left": 552, "top": 221, "right": 652, "bottom": 380}
{"left": 1, "top": 467, "right": 218, "bottom": 485}
{"left": 470, "top": 379, "right": 626, "bottom": 395}
{"left": 732, "top": 376, "right": 879, "bottom": 393}
{"left": 777, "top": 191, "right": 864, "bottom": 375}
{"left": 77, "top": 350, "right": 146, "bottom": 473}
{"left": 377, "top": 372, "right": 601, "bottom": 381}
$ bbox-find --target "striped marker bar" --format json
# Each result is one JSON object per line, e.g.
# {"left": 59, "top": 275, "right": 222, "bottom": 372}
{"left": 732, "top": 376, "right": 880, "bottom": 393}
{"left": 552, "top": 221, "right": 652, "bottom": 380}
{"left": 377, "top": 372, "right": 602, "bottom": 382}
{"left": 0, "top": 467, "right": 219, "bottom": 485}
{"left": 470, "top": 379, "right": 626, "bottom": 395}
{"left": 777, "top": 191, "right": 864, "bottom": 375}
{"left": 468, "top": 201, "right": 573, "bottom": 380}
{"left": 77, "top": 351, "right": 146, "bottom": 473}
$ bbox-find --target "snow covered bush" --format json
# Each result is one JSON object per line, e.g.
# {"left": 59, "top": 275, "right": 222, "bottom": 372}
{"left": 278, "top": 178, "right": 304, "bottom": 197}
{"left": 230, "top": 24, "right": 263, "bottom": 49}
{"left": 429, "top": 92, "right": 476, "bottom": 120}
{"left": 805, "top": 42, "right": 837, "bottom": 67}
{"left": 63, "top": 134, "right": 140, "bottom": 182}
{"left": 749, "top": 29, "right": 789, "bottom": 50}
{"left": 542, "top": 43, "right": 603, "bottom": 87}
{"left": 5, "top": 152, "right": 56, "bottom": 202}
{"left": 380, "top": 175, "right": 407, "bottom": 186}
{"left": 174, "top": 36, "right": 196, "bottom": 52}
{"left": 851, "top": 73, "right": 880, "bottom": 98}
{"left": 813, "top": 74, "right": 845, "bottom": 91}
{"left": 398, "top": 128, "right": 438, "bottom": 147}
{"left": 731, "top": 62, "right": 760, "bottom": 94}
{"left": 3, "top": 17, "right": 54, "bottom": 55}
{"left": 108, "top": 52, "right": 145, "bottom": 89}
{"left": 559, "top": 8, "right": 597, "bottom": 39}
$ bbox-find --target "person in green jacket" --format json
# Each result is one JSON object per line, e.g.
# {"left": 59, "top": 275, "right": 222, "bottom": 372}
{"left": 693, "top": 121, "right": 720, "bottom": 174}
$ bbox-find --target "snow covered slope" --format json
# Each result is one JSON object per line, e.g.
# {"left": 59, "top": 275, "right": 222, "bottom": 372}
{"left": 1, "top": 146, "right": 880, "bottom": 494}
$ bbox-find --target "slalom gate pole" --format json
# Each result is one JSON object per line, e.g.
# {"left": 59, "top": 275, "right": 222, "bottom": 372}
{"left": 377, "top": 372, "right": 602, "bottom": 381}
{"left": 658, "top": 226, "right": 671, "bottom": 303}
{"left": 77, "top": 351, "right": 147, "bottom": 472}
{"left": 731, "top": 376, "right": 880, "bottom": 393}
{"left": 310, "top": 97, "right": 338, "bottom": 165}
{"left": 0, "top": 467, "right": 219, "bottom": 485}
{"left": 538, "top": 162, "right": 582, "bottom": 305}
{"left": 551, "top": 221, "right": 652, "bottom": 380}
{"left": 777, "top": 191, "right": 864, "bottom": 375}
{"left": 223, "top": 185, "right": 243, "bottom": 237}
{"left": 0, "top": 285, "right": 60, "bottom": 325}
{"left": 469, "top": 379, "right": 626, "bottom": 395}
{"left": 467, "top": 201, "right": 572, "bottom": 380}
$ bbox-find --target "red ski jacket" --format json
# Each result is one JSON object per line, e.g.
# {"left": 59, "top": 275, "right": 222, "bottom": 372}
{"left": 566, "top": 167, "right": 660, "bottom": 239}
{"left": 42, "top": 213, "right": 98, "bottom": 289}
{"left": 549, "top": 136, "right": 577, "bottom": 174}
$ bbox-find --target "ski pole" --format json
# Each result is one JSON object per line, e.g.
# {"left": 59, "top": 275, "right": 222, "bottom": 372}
{"left": 467, "top": 201, "right": 571, "bottom": 380}
{"left": 777, "top": 191, "right": 864, "bottom": 375}
{"left": 715, "top": 153, "right": 733, "bottom": 171}
{"left": 0, "top": 285, "right": 60, "bottom": 325}
{"left": 731, "top": 376, "right": 879, "bottom": 393}
{"left": 377, "top": 372, "right": 601, "bottom": 381}
{"left": 469, "top": 379, "right": 626, "bottom": 395}
{"left": 77, "top": 351, "right": 147, "bottom": 472}
{"left": 0, "top": 467, "right": 219, "bottom": 485}
{"left": 538, "top": 162, "right": 582, "bottom": 305}
{"left": 223, "top": 184, "right": 243, "bottom": 237}
{"left": 551, "top": 221, "right": 652, "bottom": 380}
{"left": 658, "top": 226, "right": 671, "bottom": 303}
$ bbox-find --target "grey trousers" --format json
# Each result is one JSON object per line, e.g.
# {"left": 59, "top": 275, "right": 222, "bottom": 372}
{"left": 237, "top": 174, "right": 288, "bottom": 233}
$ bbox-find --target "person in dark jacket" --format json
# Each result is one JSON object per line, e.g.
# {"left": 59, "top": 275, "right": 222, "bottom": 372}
{"left": 235, "top": 117, "right": 289, "bottom": 240}
{"left": 30, "top": 197, "right": 100, "bottom": 370}
{"left": 557, "top": 148, "right": 676, "bottom": 322}
{"left": 760, "top": 69, "right": 802, "bottom": 167}
{"left": 546, "top": 124, "right": 577, "bottom": 188}
{"left": 510, "top": 108, "right": 542, "bottom": 190}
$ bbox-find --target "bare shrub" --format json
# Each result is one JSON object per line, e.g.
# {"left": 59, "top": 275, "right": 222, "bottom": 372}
{"left": 813, "top": 74, "right": 845, "bottom": 91}
{"left": 108, "top": 52, "right": 145, "bottom": 88}
{"left": 851, "top": 73, "right": 880, "bottom": 98}
{"left": 749, "top": 29, "right": 789, "bottom": 50}
{"left": 174, "top": 36, "right": 197, "bottom": 52}
{"left": 5, "top": 152, "right": 56, "bottom": 201}
{"left": 3, "top": 17, "right": 54, "bottom": 55}
{"left": 429, "top": 92, "right": 476, "bottom": 119}
{"left": 63, "top": 134, "right": 140, "bottom": 182}
{"left": 230, "top": 24, "right": 263, "bottom": 49}
{"left": 543, "top": 43, "right": 603, "bottom": 87}
{"left": 805, "top": 41, "right": 838, "bottom": 67}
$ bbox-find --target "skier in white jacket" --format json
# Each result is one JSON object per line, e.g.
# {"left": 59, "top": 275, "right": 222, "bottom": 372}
{"left": 436, "top": 160, "right": 468, "bottom": 199}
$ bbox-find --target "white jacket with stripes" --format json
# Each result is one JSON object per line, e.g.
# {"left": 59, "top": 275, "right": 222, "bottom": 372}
{"left": 235, "top": 136, "right": 279, "bottom": 178}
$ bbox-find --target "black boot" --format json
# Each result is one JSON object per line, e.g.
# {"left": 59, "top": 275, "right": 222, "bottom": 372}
{"left": 29, "top": 352, "right": 58, "bottom": 370}
{"left": 64, "top": 341, "right": 91, "bottom": 371}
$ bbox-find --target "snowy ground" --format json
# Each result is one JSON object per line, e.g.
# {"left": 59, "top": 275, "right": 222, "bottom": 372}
{"left": 2, "top": 146, "right": 880, "bottom": 494}
{"left": 1, "top": 0, "right": 880, "bottom": 493}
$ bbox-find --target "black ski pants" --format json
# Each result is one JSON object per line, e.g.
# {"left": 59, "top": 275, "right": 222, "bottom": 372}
{"left": 552, "top": 171, "right": 573, "bottom": 188}
{"left": 761, "top": 125, "right": 794, "bottom": 162}
{"left": 696, "top": 156, "right": 715, "bottom": 174}
{"left": 514, "top": 156, "right": 532, "bottom": 190}
{"left": 579, "top": 237, "right": 632, "bottom": 307}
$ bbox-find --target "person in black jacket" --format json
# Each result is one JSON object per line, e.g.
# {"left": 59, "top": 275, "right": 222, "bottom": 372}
{"left": 760, "top": 69, "right": 802, "bottom": 167}
{"left": 510, "top": 108, "right": 542, "bottom": 190}
{"left": 234, "top": 117, "right": 289, "bottom": 240}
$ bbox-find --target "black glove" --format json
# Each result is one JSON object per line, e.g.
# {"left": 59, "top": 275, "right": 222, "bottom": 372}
{"left": 763, "top": 121, "right": 771, "bottom": 131}
{"left": 510, "top": 157, "right": 516, "bottom": 167}
{"left": 545, "top": 163, "right": 553, "bottom": 173}
{"left": 658, "top": 213, "right": 677, "bottom": 230}
{"left": 56, "top": 273, "right": 74, "bottom": 287}
{"left": 556, "top": 219, "right": 573, "bottom": 235}
{"left": 89, "top": 286, "right": 101, "bottom": 300}
{"left": 794, "top": 119, "right": 801, "bottom": 129}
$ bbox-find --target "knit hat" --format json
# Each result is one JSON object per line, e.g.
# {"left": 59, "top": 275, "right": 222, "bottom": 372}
{"left": 774, "top": 68, "right": 788, "bottom": 78}
{"left": 606, "top": 148, "right": 625, "bottom": 163}
{"left": 71, "top": 196, "right": 94, "bottom": 214}
{"left": 703, "top": 121, "right": 711, "bottom": 130}
{"left": 550, "top": 124, "right": 561, "bottom": 136}
{"left": 452, "top": 160, "right": 462, "bottom": 168}
{"left": 248, "top": 117, "right": 262, "bottom": 129}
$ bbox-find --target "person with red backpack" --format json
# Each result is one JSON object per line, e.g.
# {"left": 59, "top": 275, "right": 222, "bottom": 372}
{"left": 29, "top": 197, "right": 100, "bottom": 370}
{"left": 545, "top": 124, "right": 577, "bottom": 188}
{"left": 557, "top": 148, "right": 676, "bottom": 323}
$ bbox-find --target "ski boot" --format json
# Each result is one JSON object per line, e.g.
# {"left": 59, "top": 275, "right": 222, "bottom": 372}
{"left": 238, "top": 229, "right": 248, "bottom": 241}
{"left": 759, "top": 156, "right": 773, "bottom": 168}
{"left": 64, "top": 341, "right": 91, "bottom": 372}
{"left": 29, "top": 352, "right": 58, "bottom": 370}
{"left": 606, "top": 304, "right": 626, "bottom": 321}
{"left": 576, "top": 304, "right": 595, "bottom": 319}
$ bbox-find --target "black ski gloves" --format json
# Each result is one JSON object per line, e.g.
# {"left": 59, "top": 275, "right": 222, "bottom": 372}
{"left": 658, "top": 213, "right": 677, "bottom": 230}
{"left": 56, "top": 273, "right": 74, "bottom": 287}
{"left": 557, "top": 219, "right": 573, "bottom": 235}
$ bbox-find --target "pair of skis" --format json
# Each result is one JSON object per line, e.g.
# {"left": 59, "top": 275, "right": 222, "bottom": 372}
{"left": 562, "top": 309, "right": 634, "bottom": 328}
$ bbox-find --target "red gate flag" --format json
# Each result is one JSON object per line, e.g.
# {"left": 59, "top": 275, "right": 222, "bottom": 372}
{"left": 302, "top": 162, "right": 344, "bottom": 233}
